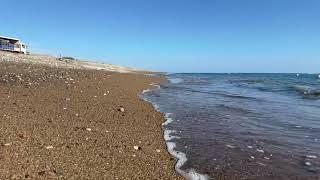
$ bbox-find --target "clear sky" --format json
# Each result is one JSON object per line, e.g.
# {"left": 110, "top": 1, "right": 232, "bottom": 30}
{"left": 2, "top": 0, "right": 320, "bottom": 73}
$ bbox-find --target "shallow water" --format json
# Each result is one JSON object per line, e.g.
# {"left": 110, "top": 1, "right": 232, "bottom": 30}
{"left": 143, "top": 73, "right": 320, "bottom": 180}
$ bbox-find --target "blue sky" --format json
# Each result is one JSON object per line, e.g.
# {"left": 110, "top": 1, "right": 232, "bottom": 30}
{"left": 2, "top": 0, "right": 320, "bottom": 73}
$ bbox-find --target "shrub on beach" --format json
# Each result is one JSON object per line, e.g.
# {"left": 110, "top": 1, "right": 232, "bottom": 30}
{"left": 58, "top": 56, "right": 76, "bottom": 62}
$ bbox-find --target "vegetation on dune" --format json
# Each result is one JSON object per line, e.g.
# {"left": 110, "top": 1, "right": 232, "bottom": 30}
{"left": 58, "top": 56, "right": 76, "bottom": 62}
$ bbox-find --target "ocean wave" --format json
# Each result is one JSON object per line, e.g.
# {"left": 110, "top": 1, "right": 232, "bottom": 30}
{"left": 230, "top": 79, "right": 265, "bottom": 84}
{"left": 163, "top": 85, "right": 257, "bottom": 100}
{"left": 168, "top": 78, "right": 184, "bottom": 84}
{"left": 215, "top": 104, "right": 255, "bottom": 115}
{"left": 291, "top": 85, "right": 320, "bottom": 96}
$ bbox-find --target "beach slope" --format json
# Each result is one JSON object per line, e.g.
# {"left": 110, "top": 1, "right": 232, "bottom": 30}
{"left": 0, "top": 53, "right": 180, "bottom": 179}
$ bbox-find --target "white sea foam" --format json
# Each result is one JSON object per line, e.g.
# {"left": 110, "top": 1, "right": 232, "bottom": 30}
{"left": 162, "top": 113, "right": 173, "bottom": 126}
{"left": 161, "top": 106, "right": 208, "bottom": 179}
{"left": 153, "top": 104, "right": 160, "bottom": 111}
{"left": 226, "top": 144, "right": 236, "bottom": 149}
{"left": 164, "top": 130, "right": 180, "bottom": 141}
{"left": 141, "top": 81, "right": 208, "bottom": 180}
{"left": 142, "top": 89, "right": 151, "bottom": 94}
{"left": 169, "top": 78, "right": 184, "bottom": 84}
{"left": 306, "top": 155, "right": 317, "bottom": 159}
{"left": 150, "top": 83, "right": 161, "bottom": 89}
{"left": 166, "top": 142, "right": 208, "bottom": 180}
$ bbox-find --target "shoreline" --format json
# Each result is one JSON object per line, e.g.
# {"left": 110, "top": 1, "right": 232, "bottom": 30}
{"left": 0, "top": 55, "right": 181, "bottom": 179}
{"left": 143, "top": 73, "right": 320, "bottom": 180}
{"left": 141, "top": 78, "right": 208, "bottom": 180}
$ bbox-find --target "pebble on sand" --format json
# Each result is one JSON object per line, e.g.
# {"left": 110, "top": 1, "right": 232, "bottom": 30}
{"left": 86, "top": 128, "right": 92, "bottom": 131}
{"left": 46, "top": 146, "right": 54, "bottom": 150}
{"left": 119, "top": 107, "right": 125, "bottom": 112}
{"left": 134, "top": 146, "right": 141, "bottom": 150}
{"left": 156, "top": 149, "right": 161, "bottom": 153}
{"left": 4, "top": 142, "right": 12, "bottom": 146}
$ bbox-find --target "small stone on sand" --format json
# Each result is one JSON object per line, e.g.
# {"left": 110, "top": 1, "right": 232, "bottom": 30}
{"left": 4, "top": 142, "right": 12, "bottom": 146}
{"left": 156, "top": 149, "right": 161, "bottom": 153}
{"left": 46, "top": 146, "right": 54, "bottom": 149}
{"left": 134, "top": 146, "right": 141, "bottom": 150}
{"left": 86, "top": 128, "right": 92, "bottom": 131}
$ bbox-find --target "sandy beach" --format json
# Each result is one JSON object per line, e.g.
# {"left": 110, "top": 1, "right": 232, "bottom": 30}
{"left": 0, "top": 53, "right": 181, "bottom": 179}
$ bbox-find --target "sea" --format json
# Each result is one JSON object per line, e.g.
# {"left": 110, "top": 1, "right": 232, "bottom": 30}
{"left": 142, "top": 73, "right": 320, "bottom": 180}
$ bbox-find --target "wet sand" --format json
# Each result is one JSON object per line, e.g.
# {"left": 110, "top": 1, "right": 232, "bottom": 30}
{"left": 0, "top": 61, "right": 181, "bottom": 179}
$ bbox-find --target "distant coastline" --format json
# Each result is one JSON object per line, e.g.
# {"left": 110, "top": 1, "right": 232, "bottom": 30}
{"left": 0, "top": 50, "right": 147, "bottom": 73}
